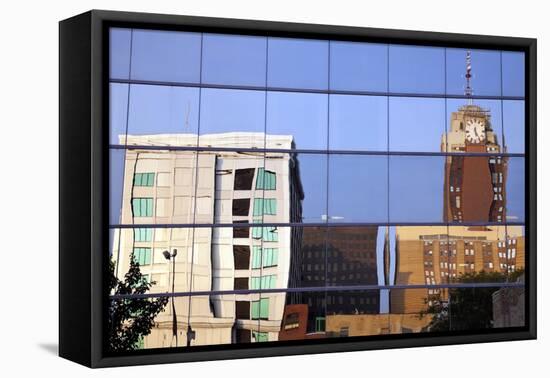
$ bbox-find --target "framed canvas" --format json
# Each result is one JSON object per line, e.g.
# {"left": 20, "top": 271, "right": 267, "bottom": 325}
{"left": 59, "top": 10, "right": 536, "bottom": 368}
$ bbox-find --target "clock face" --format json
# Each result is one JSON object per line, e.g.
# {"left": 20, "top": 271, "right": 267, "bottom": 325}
{"left": 465, "top": 118, "right": 486, "bottom": 143}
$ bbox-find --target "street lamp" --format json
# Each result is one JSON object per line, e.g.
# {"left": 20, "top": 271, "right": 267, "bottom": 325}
{"left": 163, "top": 249, "right": 178, "bottom": 347}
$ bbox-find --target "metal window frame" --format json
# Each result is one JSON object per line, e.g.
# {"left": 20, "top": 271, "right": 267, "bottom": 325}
{"left": 59, "top": 9, "right": 536, "bottom": 368}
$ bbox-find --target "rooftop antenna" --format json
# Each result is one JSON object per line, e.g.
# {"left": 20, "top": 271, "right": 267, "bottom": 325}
{"left": 465, "top": 51, "right": 473, "bottom": 105}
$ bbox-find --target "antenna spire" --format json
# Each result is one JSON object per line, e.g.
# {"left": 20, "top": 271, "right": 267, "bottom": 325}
{"left": 465, "top": 51, "right": 473, "bottom": 105}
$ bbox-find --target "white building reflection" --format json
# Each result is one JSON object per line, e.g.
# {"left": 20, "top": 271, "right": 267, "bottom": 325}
{"left": 112, "top": 132, "right": 303, "bottom": 347}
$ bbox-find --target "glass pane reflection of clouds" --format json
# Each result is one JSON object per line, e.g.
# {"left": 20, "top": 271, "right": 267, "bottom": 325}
{"left": 329, "top": 41, "right": 388, "bottom": 92}
{"left": 126, "top": 84, "right": 200, "bottom": 145}
{"left": 293, "top": 153, "right": 328, "bottom": 223}
{"left": 506, "top": 157, "right": 525, "bottom": 223}
{"left": 389, "top": 97, "right": 446, "bottom": 153}
{"left": 329, "top": 95, "right": 387, "bottom": 151}
{"left": 130, "top": 29, "right": 202, "bottom": 83}
{"left": 110, "top": 83, "right": 129, "bottom": 145}
{"left": 202, "top": 34, "right": 267, "bottom": 87}
{"left": 328, "top": 154, "right": 388, "bottom": 223}
{"left": 267, "top": 37, "right": 329, "bottom": 90}
{"left": 389, "top": 45, "right": 445, "bottom": 94}
{"left": 446, "top": 48, "right": 501, "bottom": 96}
{"left": 109, "top": 28, "right": 131, "bottom": 80}
{"left": 503, "top": 100, "right": 525, "bottom": 153}
{"left": 502, "top": 51, "right": 525, "bottom": 97}
{"left": 199, "top": 88, "right": 266, "bottom": 149}
{"left": 266, "top": 91, "right": 328, "bottom": 151}
{"left": 389, "top": 156, "right": 445, "bottom": 223}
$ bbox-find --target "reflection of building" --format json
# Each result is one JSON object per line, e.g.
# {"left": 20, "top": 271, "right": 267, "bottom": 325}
{"left": 443, "top": 53, "right": 507, "bottom": 224}
{"left": 493, "top": 274, "right": 525, "bottom": 328}
{"left": 278, "top": 304, "right": 325, "bottom": 341}
{"left": 390, "top": 226, "right": 525, "bottom": 315}
{"left": 290, "top": 226, "right": 380, "bottom": 334}
{"left": 325, "top": 313, "right": 433, "bottom": 337}
{"left": 444, "top": 104, "right": 508, "bottom": 223}
{"left": 392, "top": 54, "right": 525, "bottom": 317}
{"left": 112, "top": 132, "right": 303, "bottom": 348}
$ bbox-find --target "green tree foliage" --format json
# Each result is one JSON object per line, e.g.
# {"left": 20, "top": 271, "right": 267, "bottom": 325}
{"left": 424, "top": 269, "right": 524, "bottom": 332}
{"left": 108, "top": 258, "right": 169, "bottom": 352}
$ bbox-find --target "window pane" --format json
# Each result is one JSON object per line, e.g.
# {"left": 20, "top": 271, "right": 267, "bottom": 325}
{"left": 506, "top": 157, "right": 525, "bottom": 223}
{"left": 234, "top": 277, "right": 249, "bottom": 290}
{"left": 208, "top": 152, "right": 264, "bottom": 224}
{"left": 267, "top": 37, "right": 329, "bottom": 90}
{"left": 234, "top": 168, "right": 255, "bottom": 190}
{"left": 110, "top": 83, "right": 129, "bottom": 145}
{"left": 445, "top": 99, "right": 503, "bottom": 154}
{"left": 503, "top": 100, "right": 525, "bottom": 153}
{"left": 329, "top": 94, "right": 387, "bottom": 151}
{"left": 234, "top": 245, "right": 251, "bottom": 270}
{"left": 233, "top": 199, "right": 251, "bottom": 216}
{"left": 290, "top": 153, "right": 328, "bottom": 223}
{"left": 326, "top": 290, "right": 381, "bottom": 319}
{"left": 266, "top": 91, "right": 328, "bottom": 150}
{"left": 328, "top": 155, "right": 388, "bottom": 223}
{"left": 391, "top": 226, "right": 448, "bottom": 289}
{"left": 389, "top": 45, "right": 445, "bottom": 94}
{"left": 256, "top": 168, "right": 276, "bottom": 190}
{"left": 446, "top": 49, "right": 501, "bottom": 96}
{"left": 253, "top": 198, "right": 277, "bottom": 216}
{"left": 330, "top": 41, "right": 388, "bottom": 92}
{"left": 326, "top": 226, "right": 382, "bottom": 287}
{"left": 202, "top": 34, "right": 267, "bottom": 86}
{"left": 199, "top": 88, "right": 266, "bottom": 148}
{"left": 130, "top": 29, "right": 201, "bottom": 83}
{"left": 110, "top": 28, "right": 131, "bottom": 79}
{"left": 445, "top": 156, "right": 507, "bottom": 224}
{"left": 279, "top": 292, "right": 326, "bottom": 335}
{"left": 109, "top": 149, "right": 126, "bottom": 225}
{"left": 111, "top": 148, "right": 199, "bottom": 224}
{"left": 502, "top": 52, "right": 525, "bottom": 97}
{"left": 389, "top": 97, "right": 446, "bottom": 152}
{"left": 126, "top": 84, "right": 200, "bottom": 145}
{"left": 389, "top": 156, "right": 445, "bottom": 223}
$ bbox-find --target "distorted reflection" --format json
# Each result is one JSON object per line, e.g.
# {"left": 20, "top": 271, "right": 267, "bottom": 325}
{"left": 108, "top": 28, "right": 527, "bottom": 352}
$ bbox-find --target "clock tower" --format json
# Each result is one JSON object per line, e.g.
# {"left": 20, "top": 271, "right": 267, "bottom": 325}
{"left": 443, "top": 51, "right": 507, "bottom": 223}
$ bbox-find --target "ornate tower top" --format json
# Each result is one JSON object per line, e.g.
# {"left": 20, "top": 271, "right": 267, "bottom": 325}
{"left": 465, "top": 51, "right": 473, "bottom": 104}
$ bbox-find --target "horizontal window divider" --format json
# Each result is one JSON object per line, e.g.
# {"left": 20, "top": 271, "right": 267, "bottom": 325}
{"left": 109, "top": 78, "right": 526, "bottom": 101}
{"left": 110, "top": 282, "right": 525, "bottom": 300}
{"left": 109, "top": 221, "right": 524, "bottom": 229}
{"left": 109, "top": 144, "right": 525, "bottom": 158}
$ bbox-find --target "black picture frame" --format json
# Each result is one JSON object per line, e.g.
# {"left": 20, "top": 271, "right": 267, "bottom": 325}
{"left": 59, "top": 9, "right": 537, "bottom": 368}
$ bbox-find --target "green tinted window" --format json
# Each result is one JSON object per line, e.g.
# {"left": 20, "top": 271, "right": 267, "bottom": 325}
{"left": 134, "top": 228, "right": 153, "bottom": 241}
{"left": 133, "top": 247, "right": 152, "bottom": 265}
{"left": 251, "top": 246, "right": 262, "bottom": 269}
{"left": 251, "top": 298, "right": 269, "bottom": 319}
{"left": 250, "top": 275, "right": 276, "bottom": 289}
{"left": 252, "top": 331, "right": 269, "bottom": 342}
{"left": 256, "top": 168, "right": 276, "bottom": 190}
{"left": 251, "top": 247, "right": 279, "bottom": 269}
{"left": 253, "top": 198, "right": 277, "bottom": 216}
{"left": 132, "top": 198, "right": 153, "bottom": 217}
{"left": 134, "top": 172, "right": 155, "bottom": 187}
{"left": 264, "top": 248, "right": 279, "bottom": 267}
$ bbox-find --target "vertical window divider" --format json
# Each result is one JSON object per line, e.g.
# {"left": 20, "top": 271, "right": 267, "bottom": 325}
{"left": 385, "top": 43, "right": 392, "bottom": 330}
{"left": 184, "top": 31, "right": 205, "bottom": 346}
